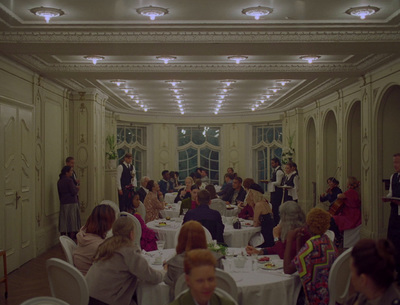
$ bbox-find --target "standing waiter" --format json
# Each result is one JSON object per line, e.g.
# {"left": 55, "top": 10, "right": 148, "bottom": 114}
{"left": 383, "top": 152, "right": 400, "bottom": 282}
{"left": 267, "top": 157, "right": 285, "bottom": 226}
{"left": 116, "top": 153, "right": 137, "bottom": 212}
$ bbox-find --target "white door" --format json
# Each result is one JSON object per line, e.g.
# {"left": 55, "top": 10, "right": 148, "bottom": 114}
{"left": 0, "top": 102, "right": 34, "bottom": 272}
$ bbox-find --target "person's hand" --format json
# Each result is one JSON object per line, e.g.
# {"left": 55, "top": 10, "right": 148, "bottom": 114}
{"left": 273, "top": 224, "right": 282, "bottom": 239}
{"left": 158, "top": 191, "right": 163, "bottom": 198}
{"left": 118, "top": 189, "right": 123, "bottom": 195}
{"left": 225, "top": 201, "right": 230, "bottom": 205}
{"left": 180, "top": 190, "right": 186, "bottom": 197}
{"left": 163, "top": 262, "right": 168, "bottom": 271}
{"left": 245, "top": 245, "right": 260, "bottom": 255}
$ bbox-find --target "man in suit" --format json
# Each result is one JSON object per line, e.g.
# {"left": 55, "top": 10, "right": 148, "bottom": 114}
{"left": 138, "top": 176, "right": 150, "bottom": 203}
{"left": 225, "top": 176, "right": 246, "bottom": 205}
{"left": 159, "top": 170, "right": 173, "bottom": 196}
{"left": 183, "top": 190, "right": 225, "bottom": 243}
{"left": 116, "top": 153, "right": 135, "bottom": 211}
{"left": 217, "top": 173, "right": 234, "bottom": 201}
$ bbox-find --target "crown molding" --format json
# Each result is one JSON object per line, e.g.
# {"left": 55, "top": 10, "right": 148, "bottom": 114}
{"left": 1, "top": 30, "right": 400, "bottom": 43}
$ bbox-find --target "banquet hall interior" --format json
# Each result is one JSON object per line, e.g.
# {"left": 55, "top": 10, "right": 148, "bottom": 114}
{"left": 1, "top": 0, "right": 400, "bottom": 304}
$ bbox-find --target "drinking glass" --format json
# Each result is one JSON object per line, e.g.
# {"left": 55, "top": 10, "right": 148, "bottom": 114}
{"left": 182, "top": 208, "right": 188, "bottom": 215}
{"left": 156, "top": 240, "right": 165, "bottom": 255}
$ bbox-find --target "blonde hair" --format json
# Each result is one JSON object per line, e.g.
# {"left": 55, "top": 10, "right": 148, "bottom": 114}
{"left": 93, "top": 217, "right": 134, "bottom": 262}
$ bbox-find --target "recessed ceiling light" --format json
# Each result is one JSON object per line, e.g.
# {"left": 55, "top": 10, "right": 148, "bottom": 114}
{"left": 251, "top": 107, "right": 255, "bottom": 111}
{"left": 345, "top": 6, "right": 379, "bottom": 20}
{"left": 165, "top": 80, "right": 181, "bottom": 86}
{"left": 110, "top": 80, "right": 125, "bottom": 87}
{"left": 217, "top": 100, "right": 223, "bottom": 104}
{"left": 169, "top": 88, "right": 183, "bottom": 93}
{"left": 135, "top": 100, "right": 140, "bottom": 104}
{"left": 228, "top": 56, "right": 248, "bottom": 64}
{"left": 172, "top": 94, "right": 184, "bottom": 99}
{"left": 177, "top": 100, "right": 182, "bottom": 104}
{"left": 300, "top": 55, "right": 321, "bottom": 64}
{"left": 157, "top": 56, "right": 176, "bottom": 64}
{"left": 242, "top": 6, "right": 273, "bottom": 20}
{"left": 30, "top": 6, "right": 64, "bottom": 23}
{"left": 218, "top": 88, "right": 232, "bottom": 93}
{"left": 120, "top": 88, "right": 134, "bottom": 94}
{"left": 136, "top": 6, "right": 168, "bottom": 20}
{"left": 128, "top": 95, "right": 135, "bottom": 99}
{"left": 217, "top": 94, "right": 227, "bottom": 99}
{"left": 144, "top": 108, "right": 148, "bottom": 112}
{"left": 220, "top": 80, "right": 236, "bottom": 86}
{"left": 264, "top": 94, "right": 273, "bottom": 99}
{"left": 84, "top": 55, "right": 104, "bottom": 65}
{"left": 276, "top": 79, "right": 291, "bottom": 86}
{"left": 259, "top": 100, "right": 265, "bottom": 104}
{"left": 267, "top": 87, "right": 282, "bottom": 93}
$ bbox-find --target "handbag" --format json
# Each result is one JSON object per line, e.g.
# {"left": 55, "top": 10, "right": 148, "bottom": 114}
{"left": 233, "top": 218, "right": 241, "bottom": 229}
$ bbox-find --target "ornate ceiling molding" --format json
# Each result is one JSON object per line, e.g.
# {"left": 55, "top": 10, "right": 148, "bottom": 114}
{"left": 1, "top": 30, "right": 400, "bottom": 43}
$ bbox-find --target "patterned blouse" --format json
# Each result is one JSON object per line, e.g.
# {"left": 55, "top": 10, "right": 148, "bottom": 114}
{"left": 293, "top": 234, "right": 338, "bottom": 305}
{"left": 144, "top": 191, "right": 165, "bottom": 223}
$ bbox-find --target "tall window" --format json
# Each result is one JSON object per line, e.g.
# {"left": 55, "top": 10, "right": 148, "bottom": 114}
{"left": 116, "top": 125, "right": 147, "bottom": 182}
{"left": 177, "top": 126, "right": 220, "bottom": 184}
{"left": 252, "top": 125, "right": 283, "bottom": 189}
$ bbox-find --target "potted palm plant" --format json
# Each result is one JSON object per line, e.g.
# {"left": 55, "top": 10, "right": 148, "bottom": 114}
{"left": 106, "top": 135, "right": 118, "bottom": 169}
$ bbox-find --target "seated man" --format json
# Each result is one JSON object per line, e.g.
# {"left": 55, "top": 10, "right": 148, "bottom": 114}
{"left": 169, "top": 249, "right": 235, "bottom": 305}
{"left": 183, "top": 190, "right": 225, "bottom": 243}
{"left": 227, "top": 177, "right": 246, "bottom": 205}
{"left": 159, "top": 170, "right": 173, "bottom": 196}
{"left": 218, "top": 173, "right": 234, "bottom": 201}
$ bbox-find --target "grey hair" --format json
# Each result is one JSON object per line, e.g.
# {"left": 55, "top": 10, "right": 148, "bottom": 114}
{"left": 279, "top": 201, "right": 306, "bottom": 241}
{"left": 140, "top": 176, "right": 150, "bottom": 186}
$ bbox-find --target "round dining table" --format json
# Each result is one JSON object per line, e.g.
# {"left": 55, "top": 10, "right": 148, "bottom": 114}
{"left": 137, "top": 248, "right": 302, "bottom": 305}
{"left": 147, "top": 219, "right": 261, "bottom": 249}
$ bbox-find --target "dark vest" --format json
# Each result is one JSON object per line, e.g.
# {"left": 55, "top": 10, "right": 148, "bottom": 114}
{"left": 391, "top": 173, "right": 400, "bottom": 213}
{"left": 282, "top": 172, "right": 298, "bottom": 187}
{"left": 121, "top": 163, "right": 133, "bottom": 188}
{"left": 271, "top": 166, "right": 284, "bottom": 182}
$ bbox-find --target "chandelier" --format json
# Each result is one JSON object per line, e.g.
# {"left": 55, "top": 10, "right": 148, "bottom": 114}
{"left": 136, "top": 6, "right": 169, "bottom": 20}
{"left": 242, "top": 6, "right": 273, "bottom": 20}
{"left": 30, "top": 7, "right": 64, "bottom": 23}
{"left": 345, "top": 6, "right": 379, "bottom": 20}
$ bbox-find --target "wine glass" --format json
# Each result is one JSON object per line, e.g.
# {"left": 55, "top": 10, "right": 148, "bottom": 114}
{"left": 156, "top": 240, "right": 165, "bottom": 252}
{"left": 182, "top": 208, "right": 188, "bottom": 215}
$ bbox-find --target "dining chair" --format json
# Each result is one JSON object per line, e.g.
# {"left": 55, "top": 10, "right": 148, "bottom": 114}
{"left": 119, "top": 212, "right": 142, "bottom": 249}
{"left": 343, "top": 225, "right": 361, "bottom": 248}
{"left": 174, "top": 224, "right": 213, "bottom": 247}
{"left": 46, "top": 258, "right": 89, "bottom": 305}
{"left": 210, "top": 199, "right": 227, "bottom": 216}
{"left": 59, "top": 235, "right": 77, "bottom": 265}
{"left": 174, "top": 287, "right": 238, "bottom": 305}
{"left": 328, "top": 247, "right": 353, "bottom": 305}
{"left": 20, "top": 296, "right": 69, "bottom": 305}
{"left": 174, "top": 268, "right": 238, "bottom": 301}
{"left": 325, "top": 230, "right": 335, "bottom": 242}
{"left": 100, "top": 200, "right": 120, "bottom": 220}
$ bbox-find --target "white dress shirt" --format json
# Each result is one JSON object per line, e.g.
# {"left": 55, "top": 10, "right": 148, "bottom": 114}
{"left": 116, "top": 161, "right": 137, "bottom": 190}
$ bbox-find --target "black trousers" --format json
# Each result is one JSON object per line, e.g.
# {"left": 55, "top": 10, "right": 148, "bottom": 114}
{"left": 388, "top": 206, "right": 400, "bottom": 282}
{"left": 271, "top": 188, "right": 283, "bottom": 226}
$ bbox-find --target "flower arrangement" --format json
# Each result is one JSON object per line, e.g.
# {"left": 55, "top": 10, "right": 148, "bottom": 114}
{"left": 282, "top": 131, "right": 295, "bottom": 164}
{"left": 208, "top": 240, "right": 227, "bottom": 256}
{"left": 105, "top": 135, "right": 117, "bottom": 160}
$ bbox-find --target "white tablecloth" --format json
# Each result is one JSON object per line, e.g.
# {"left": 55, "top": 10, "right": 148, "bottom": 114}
{"left": 164, "top": 193, "right": 177, "bottom": 205}
{"left": 147, "top": 219, "right": 261, "bottom": 249}
{"left": 159, "top": 202, "right": 181, "bottom": 219}
{"left": 137, "top": 248, "right": 301, "bottom": 305}
{"left": 225, "top": 205, "right": 239, "bottom": 217}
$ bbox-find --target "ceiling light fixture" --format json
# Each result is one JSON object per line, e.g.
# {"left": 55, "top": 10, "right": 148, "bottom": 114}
{"left": 242, "top": 6, "right": 273, "bottom": 20}
{"left": 251, "top": 107, "right": 255, "bottom": 111}
{"left": 120, "top": 88, "right": 134, "bottom": 94}
{"left": 136, "top": 6, "right": 168, "bottom": 20}
{"left": 144, "top": 108, "right": 148, "bottom": 112}
{"left": 135, "top": 100, "right": 140, "bottom": 104}
{"left": 259, "top": 100, "right": 265, "bottom": 104}
{"left": 110, "top": 80, "right": 125, "bottom": 87}
{"left": 128, "top": 95, "right": 135, "bottom": 99}
{"left": 268, "top": 87, "right": 282, "bottom": 93}
{"left": 217, "top": 94, "right": 227, "bottom": 99}
{"left": 84, "top": 55, "right": 104, "bottom": 65}
{"left": 345, "top": 6, "right": 379, "bottom": 20}
{"left": 217, "top": 100, "right": 223, "bottom": 104}
{"left": 228, "top": 56, "right": 248, "bottom": 64}
{"left": 30, "top": 6, "right": 64, "bottom": 23}
{"left": 172, "top": 94, "right": 183, "bottom": 99}
{"left": 300, "top": 55, "right": 321, "bottom": 64}
{"left": 157, "top": 56, "right": 176, "bottom": 64}
{"left": 169, "top": 88, "right": 183, "bottom": 93}
{"left": 220, "top": 80, "right": 236, "bottom": 86}
{"left": 276, "top": 79, "right": 291, "bottom": 86}
{"left": 264, "top": 94, "right": 273, "bottom": 99}
{"left": 219, "top": 88, "right": 232, "bottom": 93}
{"left": 165, "top": 80, "right": 181, "bottom": 86}
{"left": 177, "top": 100, "right": 182, "bottom": 104}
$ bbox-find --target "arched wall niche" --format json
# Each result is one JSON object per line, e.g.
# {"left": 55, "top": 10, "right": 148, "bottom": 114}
{"left": 376, "top": 85, "right": 400, "bottom": 235}
{"left": 346, "top": 100, "right": 361, "bottom": 181}
{"left": 305, "top": 117, "right": 317, "bottom": 209}
{"left": 323, "top": 110, "right": 338, "bottom": 183}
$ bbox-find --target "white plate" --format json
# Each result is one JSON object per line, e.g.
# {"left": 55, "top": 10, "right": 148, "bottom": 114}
{"left": 155, "top": 223, "right": 169, "bottom": 227}
{"left": 261, "top": 260, "right": 283, "bottom": 270}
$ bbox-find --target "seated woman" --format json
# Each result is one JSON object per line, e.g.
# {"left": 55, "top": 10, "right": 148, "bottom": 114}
{"left": 246, "top": 200, "right": 311, "bottom": 259}
{"left": 144, "top": 180, "right": 165, "bottom": 223}
{"left": 345, "top": 239, "right": 400, "bottom": 305}
{"left": 251, "top": 184, "right": 274, "bottom": 248}
{"left": 86, "top": 217, "right": 164, "bottom": 305}
{"left": 169, "top": 249, "right": 235, "bottom": 305}
{"left": 319, "top": 177, "right": 342, "bottom": 208}
{"left": 164, "top": 220, "right": 223, "bottom": 300}
{"left": 174, "top": 177, "right": 194, "bottom": 203}
{"left": 73, "top": 204, "right": 115, "bottom": 275}
{"left": 180, "top": 185, "right": 200, "bottom": 215}
{"left": 127, "top": 191, "right": 158, "bottom": 252}
{"left": 238, "top": 183, "right": 263, "bottom": 220}
{"left": 284, "top": 208, "right": 338, "bottom": 305}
